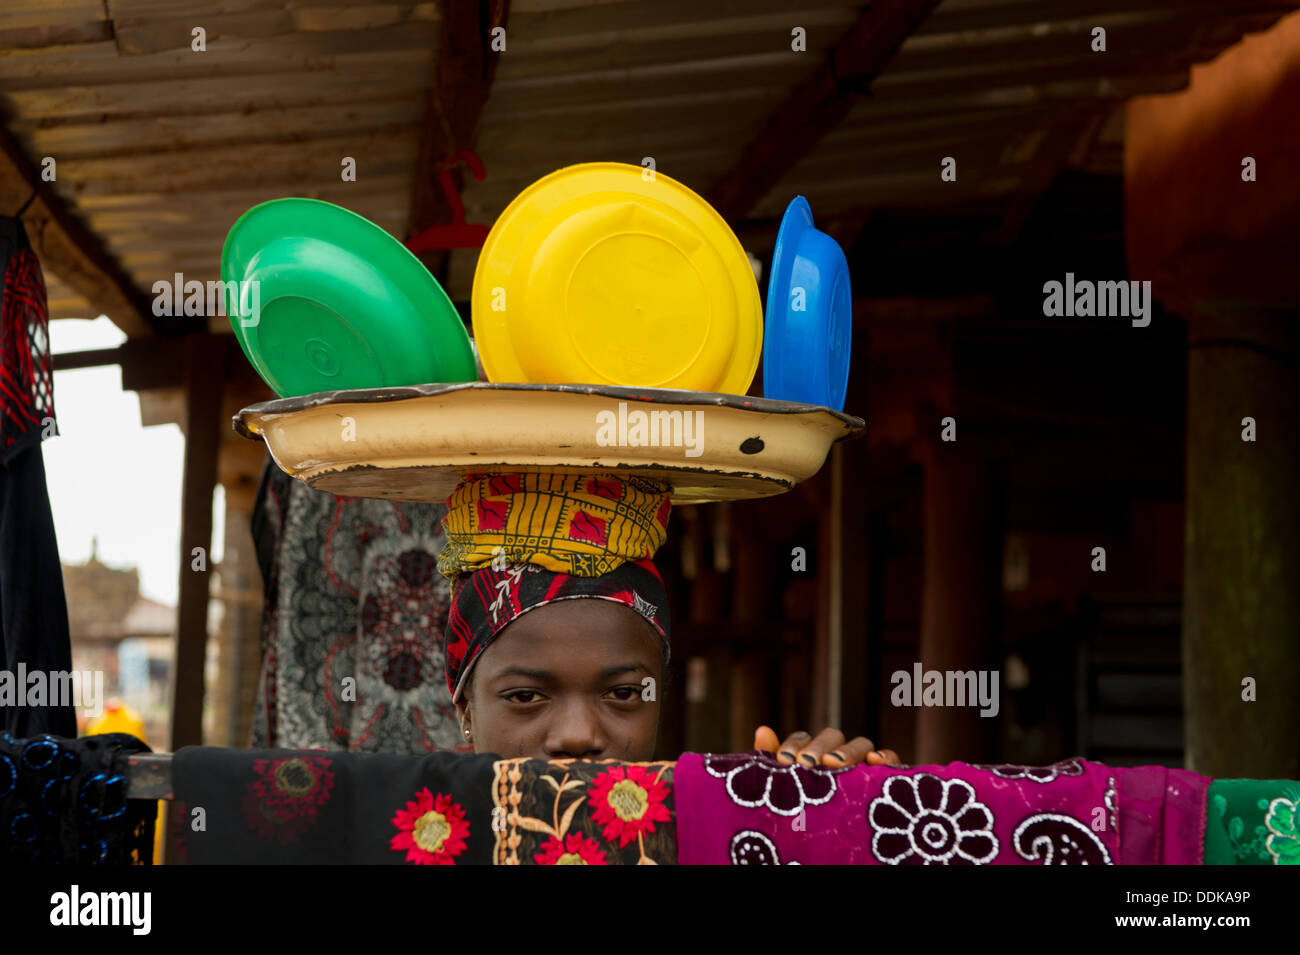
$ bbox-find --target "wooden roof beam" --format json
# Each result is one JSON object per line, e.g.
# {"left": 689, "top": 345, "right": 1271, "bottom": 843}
{"left": 0, "top": 122, "right": 155, "bottom": 337}
{"left": 707, "top": 0, "right": 942, "bottom": 222}
{"left": 407, "top": 0, "right": 509, "bottom": 280}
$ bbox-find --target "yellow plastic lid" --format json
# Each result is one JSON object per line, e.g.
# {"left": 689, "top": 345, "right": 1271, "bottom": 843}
{"left": 472, "top": 162, "right": 762, "bottom": 393}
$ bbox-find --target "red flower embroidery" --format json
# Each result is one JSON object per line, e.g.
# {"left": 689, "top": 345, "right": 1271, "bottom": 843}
{"left": 476, "top": 498, "right": 509, "bottom": 530}
{"left": 390, "top": 789, "right": 470, "bottom": 865}
{"left": 568, "top": 510, "right": 607, "bottom": 546}
{"left": 240, "top": 756, "right": 336, "bottom": 845}
{"left": 535, "top": 831, "right": 609, "bottom": 865}
{"left": 589, "top": 765, "right": 672, "bottom": 847}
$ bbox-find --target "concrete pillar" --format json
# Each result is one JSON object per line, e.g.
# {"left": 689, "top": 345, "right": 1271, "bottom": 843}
{"left": 1183, "top": 309, "right": 1300, "bottom": 779}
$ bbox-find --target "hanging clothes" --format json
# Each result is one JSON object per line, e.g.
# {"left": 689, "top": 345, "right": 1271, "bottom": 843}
{"left": 170, "top": 743, "right": 678, "bottom": 865}
{"left": 0, "top": 731, "right": 155, "bottom": 864}
{"left": 673, "top": 754, "right": 1217, "bottom": 865}
{"left": 1204, "top": 777, "right": 1300, "bottom": 865}
{"left": 165, "top": 745, "right": 1297, "bottom": 865}
{"left": 0, "top": 216, "right": 75, "bottom": 739}
{"left": 248, "top": 457, "right": 464, "bottom": 754}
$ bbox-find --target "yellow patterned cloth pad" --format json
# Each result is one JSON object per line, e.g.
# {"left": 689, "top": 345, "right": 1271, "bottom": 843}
{"left": 437, "top": 471, "right": 672, "bottom": 579}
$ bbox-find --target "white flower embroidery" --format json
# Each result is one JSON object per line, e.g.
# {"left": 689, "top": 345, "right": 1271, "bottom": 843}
{"left": 869, "top": 774, "right": 999, "bottom": 865}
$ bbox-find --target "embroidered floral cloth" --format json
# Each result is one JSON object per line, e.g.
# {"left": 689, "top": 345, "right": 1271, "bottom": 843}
{"left": 675, "top": 752, "right": 1217, "bottom": 865}
{"left": 172, "top": 746, "right": 500, "bottom": 864}
{"left": 676, "top": 752, "right": 1119, "bottom": 864}
{"left": 157, "top": 745, "right": 1298, "bottom": 865}
{"left": 490, "top": 757, "right": 674, "bottom": 864}
{"left": 1204, "top": 778, "right": 1300, "bottom": 865}
{"left": 170, "top": 746, "right": 677, "bottom": 865}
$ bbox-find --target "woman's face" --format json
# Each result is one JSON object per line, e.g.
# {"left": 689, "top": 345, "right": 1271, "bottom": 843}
{"left": 455, "top": 599, "right": 663, "bottom": 761}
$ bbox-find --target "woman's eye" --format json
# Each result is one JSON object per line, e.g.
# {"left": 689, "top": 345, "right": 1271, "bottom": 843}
{"left": 504, "top": 690, "right": 543, "bottom": 704}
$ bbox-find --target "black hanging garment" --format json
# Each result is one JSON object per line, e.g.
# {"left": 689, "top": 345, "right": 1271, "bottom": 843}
{"left": 0, "top": 217, "right": 76, "bottom": 737}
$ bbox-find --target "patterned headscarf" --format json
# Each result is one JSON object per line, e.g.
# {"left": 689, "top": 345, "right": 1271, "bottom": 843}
{"left": 438, "top": 472, "right": 671, "bottom": 579}
{"left": 444, "top": 557, "right": 670, "bottom": 701}
{"left": 438, "top": 472, "right": 674, "bottom": 700}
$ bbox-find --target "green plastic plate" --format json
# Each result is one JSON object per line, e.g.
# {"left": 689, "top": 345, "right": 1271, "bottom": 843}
{"left": 221, "top": 197, "right": 476, "bottom": 397}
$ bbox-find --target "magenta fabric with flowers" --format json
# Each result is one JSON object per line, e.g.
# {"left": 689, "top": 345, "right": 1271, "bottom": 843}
{"left": 675, "top": 752, "right": 1209, "bottom": 865}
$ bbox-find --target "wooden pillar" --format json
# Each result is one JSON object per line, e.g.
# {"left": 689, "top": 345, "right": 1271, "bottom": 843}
{"left": 211, "top": 460, "right": 264, "bottom": 749}
{"left": 812, "top": 445, "right": 846, "bottom": 730}
{"left": 915, "top": 440, "right": 1002, "bottom": 763}
{"left": 1183, "top": 309, "right": 1300, "bottom": 778}
{"left": 681, "top": 505, "right": 730, "bottom": 754}
{"left": 168, "top": 335, "right": 223, "bottom": 750}
{"left": 839, "top": 439, "right": 871, "bottom": 740}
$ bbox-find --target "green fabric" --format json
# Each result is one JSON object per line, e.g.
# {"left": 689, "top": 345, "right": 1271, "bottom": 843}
{"left": 1204, "top": 779, "right": 1300, "bottom": 865}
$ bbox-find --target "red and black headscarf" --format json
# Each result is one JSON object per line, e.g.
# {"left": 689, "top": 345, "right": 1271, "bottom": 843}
{"left": 438, "top": 471, "right": 673, "bottom": 701}
{"left": 444, "top": 556, "right": 670, "bottom": 701}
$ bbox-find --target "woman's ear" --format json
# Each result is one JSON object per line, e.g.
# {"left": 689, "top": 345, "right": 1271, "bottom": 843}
{"left": 455, "top": 698, "right": 473, "bottom": 746}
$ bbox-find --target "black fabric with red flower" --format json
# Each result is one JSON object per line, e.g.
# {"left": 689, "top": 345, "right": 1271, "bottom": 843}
{"left": 173, "top": 745, "right": 500, "bottom": 864}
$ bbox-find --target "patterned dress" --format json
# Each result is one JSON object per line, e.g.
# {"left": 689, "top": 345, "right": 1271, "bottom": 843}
{"left": 249, "top": 459, "right": 466, "bottom": 755}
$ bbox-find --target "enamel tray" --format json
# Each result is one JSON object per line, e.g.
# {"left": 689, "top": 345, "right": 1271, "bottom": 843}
{"left": 233, "top": 382, "right": 863, "bottom": 504}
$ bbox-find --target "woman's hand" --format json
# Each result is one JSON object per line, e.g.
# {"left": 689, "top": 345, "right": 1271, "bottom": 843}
{"left": 753, "top": 725, "right": 901, "bottom": 768}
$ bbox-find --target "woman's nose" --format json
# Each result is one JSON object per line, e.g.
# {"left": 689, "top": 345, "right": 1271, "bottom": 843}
{"left": 543, "top": 701, "right": 606, "bottom": 759}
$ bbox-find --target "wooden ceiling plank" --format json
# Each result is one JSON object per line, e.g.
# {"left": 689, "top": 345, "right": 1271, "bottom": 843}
{"left": 56, "top": 129, "right": 419, "bottom": 183}
{"left": 19, "top": 103, "right": 423, "bottom": 159}
{"left": 706, "top": 0, "right": 943, "bottom": 221}
{"left": 0, "top": 121, "right": 152, "bottom": 337}
{"left": 1, "top": 26, "right": 439, "bottom": 87}
{"left": 6, "top": 68, "right": 429, "bottom": 120}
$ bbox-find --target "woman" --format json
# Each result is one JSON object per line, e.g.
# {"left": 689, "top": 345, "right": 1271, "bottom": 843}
{"left": 438, "top": 471, "right": 900, "bottom": 768}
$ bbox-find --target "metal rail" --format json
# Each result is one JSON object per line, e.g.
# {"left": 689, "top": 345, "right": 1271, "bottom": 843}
{"left": 125, "top": 753, "right": 174, "bottom": 800}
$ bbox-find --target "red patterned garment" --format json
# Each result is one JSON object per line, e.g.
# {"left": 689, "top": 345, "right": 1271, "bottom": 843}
{"left": 0, "top": 219, "right": 54, "bottom": 465}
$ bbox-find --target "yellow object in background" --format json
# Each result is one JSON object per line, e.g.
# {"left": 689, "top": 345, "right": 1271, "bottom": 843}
{"left": 84, "top": 700, "right": 146, "bottom": 739}
{"left": 85, "top": 700, "right": 164, "bottom": 865}
{"left": 472, "top": 162, "right": 763, "bottom": 394}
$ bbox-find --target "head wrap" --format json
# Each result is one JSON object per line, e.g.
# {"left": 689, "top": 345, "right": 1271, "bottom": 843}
{"left": 444, "top": 557, "right": 670, "bottom": 701}
{"left": 438, "top": 472, "right": 673, "bottom": 701}
{"left": 438, "top": 471, "right": 671, "bottom": 579}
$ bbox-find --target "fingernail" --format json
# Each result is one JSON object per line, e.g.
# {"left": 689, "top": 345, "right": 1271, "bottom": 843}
{"left": 830, "top": 751, "right": 846, "bottom": 763}
{"left": 799, "top": 753, "right": 817, "bottom": 767}
{"left": 780, "top": 750, "right": 797, "bottom": 761}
